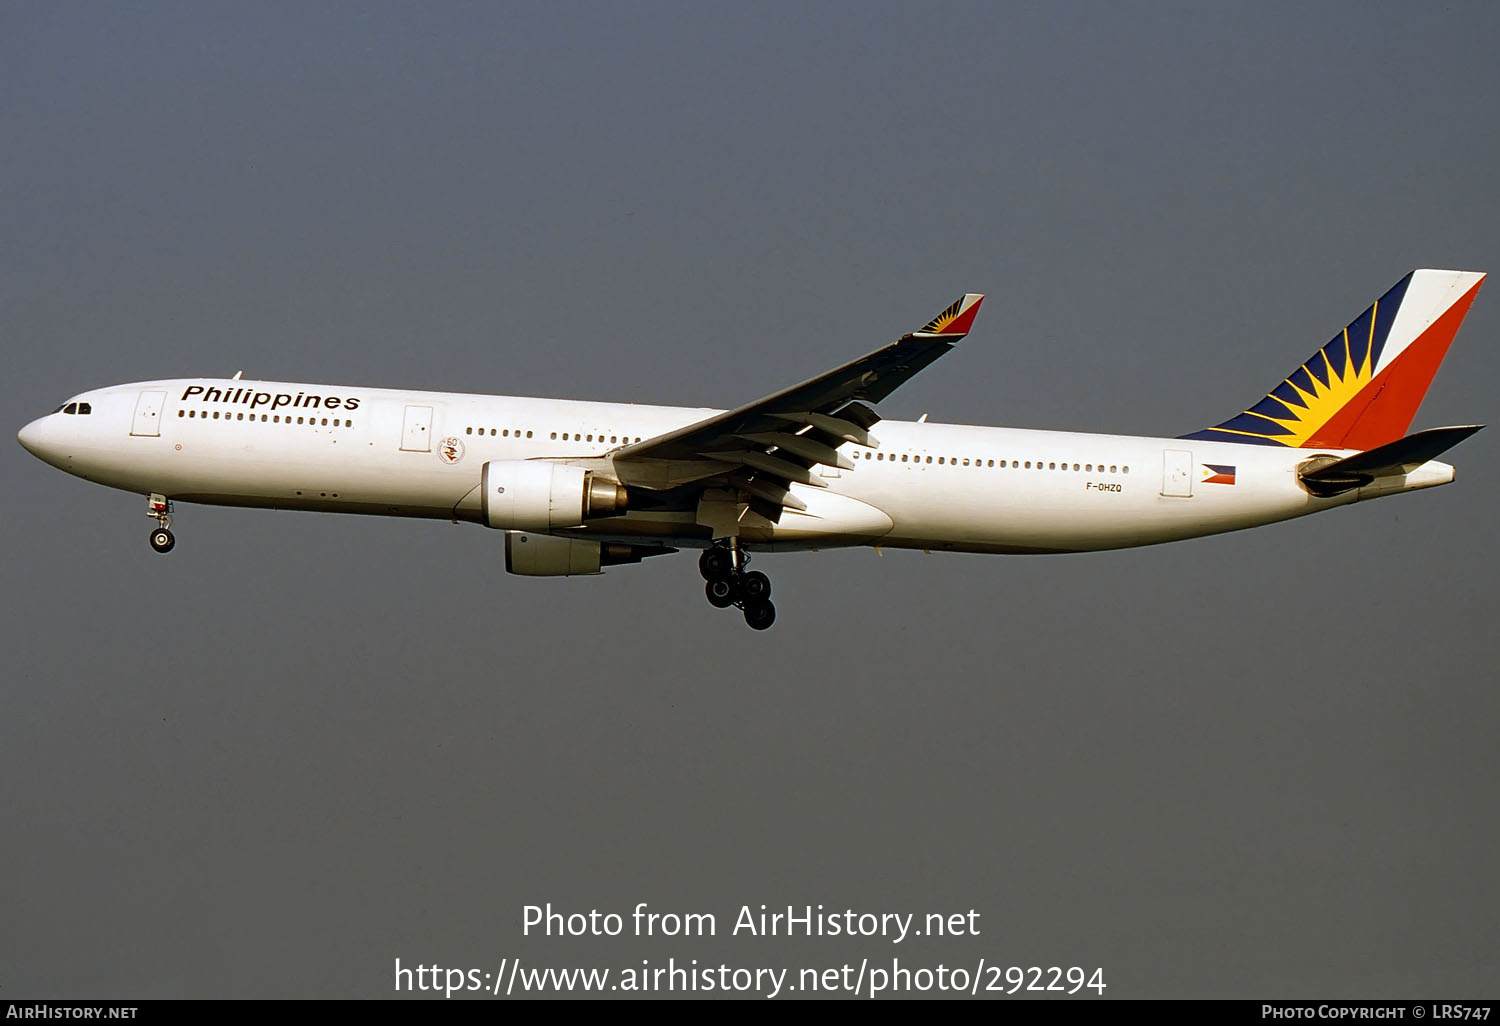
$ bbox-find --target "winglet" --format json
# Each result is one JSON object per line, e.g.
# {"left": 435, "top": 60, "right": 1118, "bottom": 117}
{"left": 914, "top": 293, "right": 985, "bottom": 338}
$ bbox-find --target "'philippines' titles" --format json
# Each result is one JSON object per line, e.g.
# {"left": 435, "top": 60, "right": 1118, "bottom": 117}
{"left": 181, "top": 384, "right": 361, "bottom": 412}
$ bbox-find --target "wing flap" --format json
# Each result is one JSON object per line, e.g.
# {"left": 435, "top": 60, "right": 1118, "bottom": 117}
{"left": 768, "top": 410, "right": 880, "bottom": 447}
{"left": 726, "top": 473, "right": 809, "bottom": 512}
{"left": 733, "top": 431, "right": 855, "bottom": 470}
{"left": 703, "top": 449, "right": 829, "bottom": 487}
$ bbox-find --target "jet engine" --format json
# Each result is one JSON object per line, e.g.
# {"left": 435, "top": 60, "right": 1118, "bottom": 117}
{"left": 480, "top": 460, "right": 627, "bottom": 531}
{"left": 504, "top": 532, "right": 675, "bottom": 576}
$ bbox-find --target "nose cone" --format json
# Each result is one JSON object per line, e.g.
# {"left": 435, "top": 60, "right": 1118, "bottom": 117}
{"left": 18, "top": 416, "right": 65, "bottom": 467}
{"left": 17, "top": 417, "right": 46, "bottom": 457}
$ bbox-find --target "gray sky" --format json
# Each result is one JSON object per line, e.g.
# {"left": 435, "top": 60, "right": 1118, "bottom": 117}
{"left": 4, "top": 1, "right": 1498, "bottom": 999}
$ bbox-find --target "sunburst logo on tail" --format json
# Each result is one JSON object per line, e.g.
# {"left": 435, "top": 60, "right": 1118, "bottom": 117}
{"left": 1212, "top": 308, "right": 1388, "bottom": 447}
{"left": 1183, "top": 270, "right": 1484, "bottom": 450}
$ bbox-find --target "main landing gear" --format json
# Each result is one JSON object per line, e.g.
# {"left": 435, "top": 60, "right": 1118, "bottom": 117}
{"left": 147, "top": 493, "right": 175, "bottom": 553}
{"left": 699, "top": 541, "right": 776, "bottom": 630}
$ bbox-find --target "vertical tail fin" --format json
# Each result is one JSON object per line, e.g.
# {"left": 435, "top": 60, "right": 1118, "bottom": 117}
{"left": 1183, "top": 269, "right": 1485, "bottom": 450}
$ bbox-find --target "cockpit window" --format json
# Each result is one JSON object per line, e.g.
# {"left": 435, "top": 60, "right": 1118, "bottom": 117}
{"left": 52, "top": 405, "right": 65, "bottom": 414}
{"left": 63, "top": 403, "right": 78, "bottom": 415}
{"left": 77, "top": 402, "right": 91, "bottom": 415}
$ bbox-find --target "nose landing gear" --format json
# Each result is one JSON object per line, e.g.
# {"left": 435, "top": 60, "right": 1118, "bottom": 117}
{"left": 147, "top": 493, "right": 175, "bottom": 553}
{"left": 698, "top": 541, "right": 776, "bottom": 630}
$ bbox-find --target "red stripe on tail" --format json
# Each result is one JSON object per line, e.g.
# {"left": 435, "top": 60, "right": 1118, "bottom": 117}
{"left": 1309, "top": 277, "right": 1484, "bottom": 450}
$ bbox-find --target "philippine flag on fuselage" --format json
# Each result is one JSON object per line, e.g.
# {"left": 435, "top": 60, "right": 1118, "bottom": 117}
{"left": 1202, "top": 464, "right": 1237, "bottom": 485}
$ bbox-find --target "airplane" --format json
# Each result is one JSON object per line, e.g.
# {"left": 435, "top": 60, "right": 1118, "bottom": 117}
{"left": 16, "top": 269, "right": 1486, "bottom": 631}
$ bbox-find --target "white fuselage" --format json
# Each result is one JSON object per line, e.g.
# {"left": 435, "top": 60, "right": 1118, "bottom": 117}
{"left": 18, "top": 378, "right": 1456, "bottom": 555}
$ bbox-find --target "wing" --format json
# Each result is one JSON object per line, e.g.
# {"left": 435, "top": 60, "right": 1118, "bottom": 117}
{"left": 612, "top": 293, "right": 984, "bottom": 522}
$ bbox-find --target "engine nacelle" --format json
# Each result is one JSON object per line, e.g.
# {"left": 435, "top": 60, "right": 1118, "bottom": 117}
{"left": 504, "top": 533, "right": 675, "bottom": 577}
{"left": 505, "top": 532, "right": 603, "bottom": 576}
{"left": 481, "top": 459, "right": 627, "bottom": 531}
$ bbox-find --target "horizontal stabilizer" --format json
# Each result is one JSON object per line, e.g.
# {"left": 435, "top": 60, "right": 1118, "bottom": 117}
{"left": 1299, "top": 425, "right": 1483, "bottom": 495}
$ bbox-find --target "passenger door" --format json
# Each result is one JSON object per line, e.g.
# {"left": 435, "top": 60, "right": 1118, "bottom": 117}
{"left": 400, "top": 405, "right": 433, "bottom": 452}
{"left": 131, "top": 391, "right": 166, "bottom": 437}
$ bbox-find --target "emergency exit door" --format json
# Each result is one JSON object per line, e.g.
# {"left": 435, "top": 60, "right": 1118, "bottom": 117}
{"left": 1161, "top": 449, "right": 1193, "bottom": 497}
{"left": 400, "top": 405, "right": 433, "bottom": 451}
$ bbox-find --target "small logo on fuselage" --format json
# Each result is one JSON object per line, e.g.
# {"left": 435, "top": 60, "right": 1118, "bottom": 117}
{"left": 439, "top": 436, "right": 465, "bottom": 464}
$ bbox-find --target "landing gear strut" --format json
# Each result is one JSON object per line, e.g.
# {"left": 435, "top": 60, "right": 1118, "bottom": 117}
{"left": 699, "top": 540, "right": 776, "bottom": 630}
{"left": 147, "top": 493, "right": 175, "bottom": 553}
